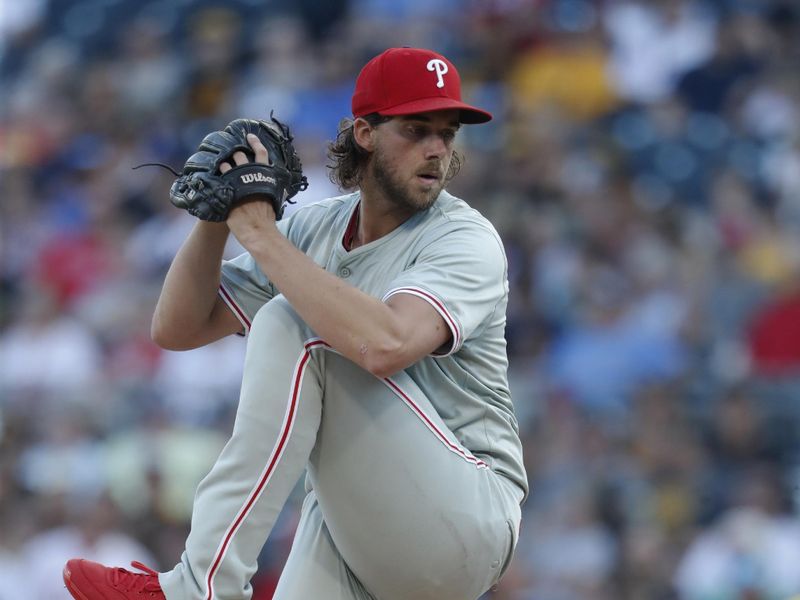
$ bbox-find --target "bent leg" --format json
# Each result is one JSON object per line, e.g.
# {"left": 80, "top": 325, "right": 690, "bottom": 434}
{"left": 272, "top": 491, "right": 375, "bottom": 600}
{"left": 160, "top": 297, "right": 326, "bottom": 600}
{"left": 309, "top": 354, "right": 522, "bottom": 600}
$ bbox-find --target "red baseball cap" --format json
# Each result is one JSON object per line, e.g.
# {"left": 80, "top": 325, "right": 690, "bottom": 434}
{"left": 351, "top": 47, "right": 492, "bottom": 124}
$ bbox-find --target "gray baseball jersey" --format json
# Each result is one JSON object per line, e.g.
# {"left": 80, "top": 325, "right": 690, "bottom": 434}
{"left": 219, "top": 190, "right": 527, "bottom": 496}
{"left": 160, "top": 190, "right": 528, "bottom": 600}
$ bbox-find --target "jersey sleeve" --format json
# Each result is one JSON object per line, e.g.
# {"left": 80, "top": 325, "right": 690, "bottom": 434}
{"left": 219, "top": 252, "right": 278, "bottom": 336}
{"left": 381, "top": 224, "right": 508, "bottom": 356}
{"left": 218, "top": 215, "right": 297, "bottom": 335}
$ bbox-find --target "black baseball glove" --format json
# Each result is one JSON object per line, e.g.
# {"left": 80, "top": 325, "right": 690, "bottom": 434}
{"left": 168, "top": 115, "right": 308, "bottom": 222}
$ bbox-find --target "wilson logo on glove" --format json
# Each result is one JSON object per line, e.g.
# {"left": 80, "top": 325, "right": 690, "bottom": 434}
{"left": 241, "top": 173, "right": 276, "bottom": 185}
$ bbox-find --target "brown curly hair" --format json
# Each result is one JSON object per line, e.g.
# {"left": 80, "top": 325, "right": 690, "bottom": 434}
{"left": 327, "top": 114, "right": 463, "bottom": 191}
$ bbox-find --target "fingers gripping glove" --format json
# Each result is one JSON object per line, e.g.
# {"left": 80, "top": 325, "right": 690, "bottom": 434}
{"left": 169, "top": 115, "right": 308, "bottom": 222}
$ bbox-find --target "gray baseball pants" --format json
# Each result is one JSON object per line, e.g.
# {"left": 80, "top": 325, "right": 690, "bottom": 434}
{"left": 159, "top": 296, "right": 522, "bottom": 600}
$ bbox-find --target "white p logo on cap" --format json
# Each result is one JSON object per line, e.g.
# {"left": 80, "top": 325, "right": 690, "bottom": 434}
{"left": 426, "top": 59, "right": 448, "bottom": 88}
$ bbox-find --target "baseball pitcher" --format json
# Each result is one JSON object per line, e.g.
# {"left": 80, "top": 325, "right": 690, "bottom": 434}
{"left": 63, "top": 47, "right": 528, "bottom": 600}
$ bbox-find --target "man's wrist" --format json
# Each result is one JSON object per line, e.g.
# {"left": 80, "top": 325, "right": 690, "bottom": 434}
{"left": 196, "top": 220, "right": 230, "bottom": 235}
{"left": 237, "top": 220, "right": 281, "bottom": 257}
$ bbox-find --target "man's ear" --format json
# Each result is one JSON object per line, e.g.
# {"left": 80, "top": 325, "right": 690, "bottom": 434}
{"left": 353, "top": 117, "right": 376, "bottom": 152}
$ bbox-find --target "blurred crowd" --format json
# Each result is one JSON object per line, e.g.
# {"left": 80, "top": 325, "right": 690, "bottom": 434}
{"left": 3, "top": 0, "right": 800, "bottom": 598}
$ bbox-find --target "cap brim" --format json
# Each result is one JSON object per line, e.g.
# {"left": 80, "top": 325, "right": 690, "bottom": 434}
{"left": 377, "top": 96, "right": 492, "bottom": 124}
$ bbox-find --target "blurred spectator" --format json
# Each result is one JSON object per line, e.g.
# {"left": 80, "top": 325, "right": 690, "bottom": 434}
{"left": 676, "top": 13, "right": 765, "bottom": 114}
{"left": 0, "top": 496, "right": 34, "bottom": 600}
{"left": 114, "top": 18, "right": 184, "bottom": 117}
{"left": 604, "top": 0, "right": 717, "bottom": 104}
{"left": 546, "top": 258, "right": 687, "bottom": 413}
{"left": 509, "top": 7, "right": 619, "bottom": 122}
{"left": 674, "top": 467, "right": 800, "bottom": 600}
{"left": 234, "top": 15, "right": 318, "bottom": 124}
{"left": 0, "top": 288, "right": 102, "bottom": 394}
{"left": 103, "top": 420, "right": 227, "bottom": 524}
{"left": 182, "top": 7, "right": 244, "bottom": 121}
{"left": 21, "top": 495, "right": 157, "bottom": 600}
{"left": 0, "top": 0, "right": 46, "bottom": 67}
{"left": 153, "top": 336, "right": 245, "bottom": 423}
{"left": 747, "top": 281, "right": 800, "bottom": 375}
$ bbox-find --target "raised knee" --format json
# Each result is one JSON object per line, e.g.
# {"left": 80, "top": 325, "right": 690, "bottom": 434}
{"left": 250, "top": 296, "right": 312, "bottom": 341}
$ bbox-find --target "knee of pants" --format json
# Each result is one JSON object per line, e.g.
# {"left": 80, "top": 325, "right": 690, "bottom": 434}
{"left": 250, "top": 295, "right": 315, "bottom": 344}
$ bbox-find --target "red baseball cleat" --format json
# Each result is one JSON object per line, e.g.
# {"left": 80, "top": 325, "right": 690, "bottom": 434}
{"left": 63, "top": 558, "right": 166, "bottom": 599}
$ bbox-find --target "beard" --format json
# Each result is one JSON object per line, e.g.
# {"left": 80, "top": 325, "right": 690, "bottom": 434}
{"left": 370, "top": 146, "right": 446, "bottom": 214}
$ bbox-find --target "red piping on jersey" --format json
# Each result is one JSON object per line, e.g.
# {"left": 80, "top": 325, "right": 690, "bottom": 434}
{"left": 218, "top": 284, "right": 251, "bottom": 332}
{"left": 382, "top": 377, "right": 488, "bottom": 469}
{"left": 204, "top": 339, "right": 328, "bottom": 600}
{"left": 383, "top": 286, "right": 461, "bottom": 351}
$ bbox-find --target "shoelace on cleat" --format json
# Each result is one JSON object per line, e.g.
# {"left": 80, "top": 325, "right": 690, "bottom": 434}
{"left": 107, "top": 562, "right": 162, "bottom": 593}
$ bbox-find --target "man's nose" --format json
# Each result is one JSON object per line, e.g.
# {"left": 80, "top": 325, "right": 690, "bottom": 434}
{"left": 423, "top": 133, "right": 448, "bottom": 159}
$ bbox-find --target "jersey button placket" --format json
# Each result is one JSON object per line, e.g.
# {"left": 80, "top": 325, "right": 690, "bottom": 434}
{"left": 339, "top": 266, "right": 351, "bottom": 278}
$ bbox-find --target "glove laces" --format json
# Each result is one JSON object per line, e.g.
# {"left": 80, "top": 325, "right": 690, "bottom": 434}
{"left": 132, "top": 163, "right": 180, "bottom": 176}
{"left": 108, "top": 561, "right": 162, "bottom": 593}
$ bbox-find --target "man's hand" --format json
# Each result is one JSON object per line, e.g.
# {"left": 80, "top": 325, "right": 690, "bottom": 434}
{"left": 221, "top": 133, "right": 281, "bottom": 251}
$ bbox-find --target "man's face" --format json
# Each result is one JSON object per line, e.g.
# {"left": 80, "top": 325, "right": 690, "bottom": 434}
{"left": 366, "top": 110, "right": 460, "bottom": 213}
